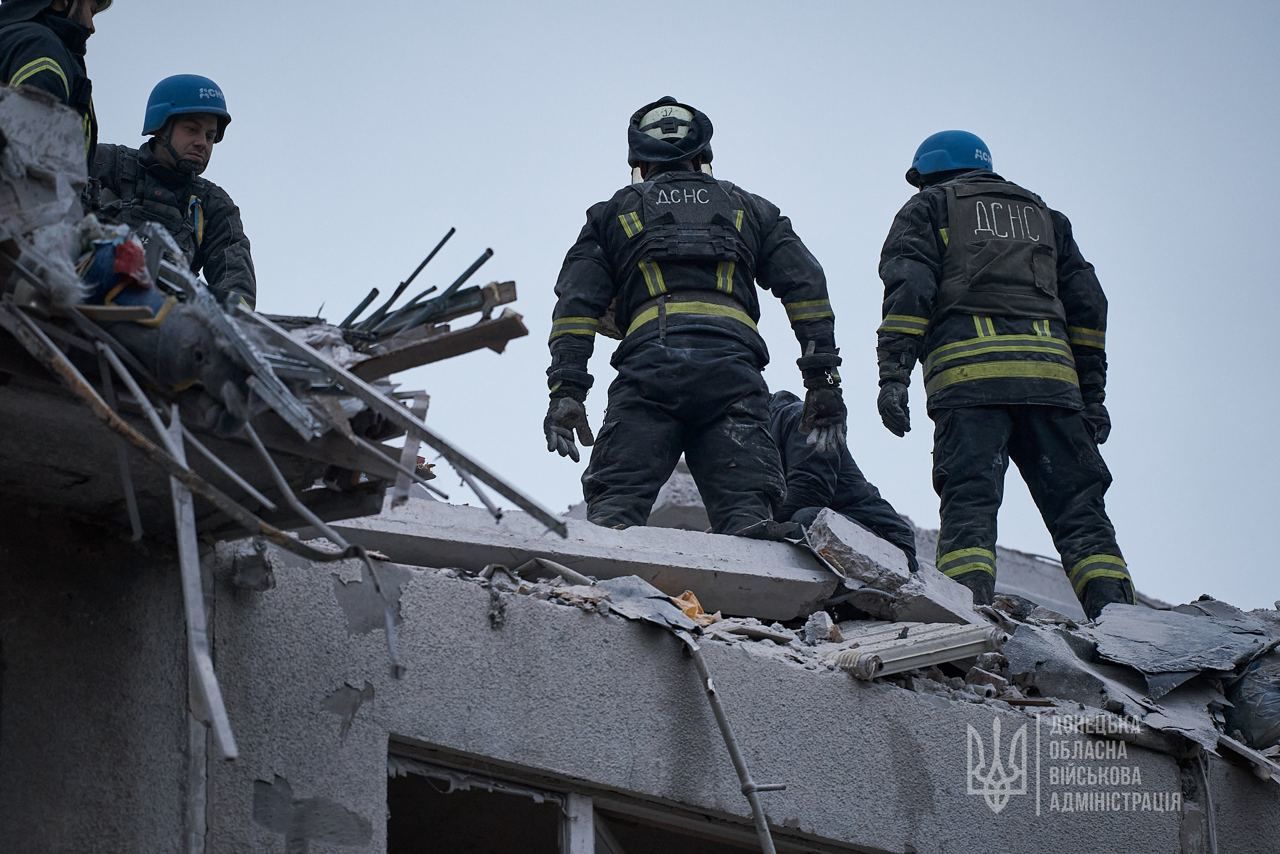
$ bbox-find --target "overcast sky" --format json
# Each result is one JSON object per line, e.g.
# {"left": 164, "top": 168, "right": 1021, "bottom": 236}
{"left": 90, "top": 1, "right": 1277, "bottom": 609}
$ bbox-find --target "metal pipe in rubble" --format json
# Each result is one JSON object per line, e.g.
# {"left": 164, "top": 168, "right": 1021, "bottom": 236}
{"left": 676, "top": 631, "right": 782, "bottom": 854}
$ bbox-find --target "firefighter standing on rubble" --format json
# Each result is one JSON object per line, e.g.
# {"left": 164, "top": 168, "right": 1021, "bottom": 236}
{"left": 875, "top": 130, "right": 1132, "bottom": 619}
{"left": 544, "top": 96, "right": 846, "bottom": 536}
{"left": 90, "top": 74, "right": 256, "bottom": 308}
{"left": 0, "top": 0, "right": 106, "bottom": 168}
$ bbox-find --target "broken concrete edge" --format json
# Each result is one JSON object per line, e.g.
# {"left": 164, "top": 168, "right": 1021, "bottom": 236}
{"left": 226, "top": 538, "right": 1260, "bottom": 771}
{"left": 327, "top": 501, "right": 841, "bottom": 621}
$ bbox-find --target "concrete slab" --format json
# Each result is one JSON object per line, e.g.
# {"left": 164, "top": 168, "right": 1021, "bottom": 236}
{"left": 809, "top": 509, "right": 978, "bottom": 625}
{"left": 328, "top": 501, "right": 839, "bottom": 621}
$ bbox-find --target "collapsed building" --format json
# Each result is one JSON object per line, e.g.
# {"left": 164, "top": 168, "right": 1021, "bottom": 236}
{"left": 1, "top": 89, "right": 1278, "bottom": 854}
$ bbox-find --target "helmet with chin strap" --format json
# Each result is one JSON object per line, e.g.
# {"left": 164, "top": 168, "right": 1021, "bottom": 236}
{"left": 143, "top": 74, "right": 231, "bottom": 143}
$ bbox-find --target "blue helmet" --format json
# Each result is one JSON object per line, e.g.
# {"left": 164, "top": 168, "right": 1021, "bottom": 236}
{"left": 143, "top": 74, "right": 231, "bottom": 142}
{"left": 906, "top": 130, "right": 992, "bottom": 187}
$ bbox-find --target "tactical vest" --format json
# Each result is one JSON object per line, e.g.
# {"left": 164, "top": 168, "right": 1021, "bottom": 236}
{"left": 936, "top": 179, "right": 1064, "bottom": 322}
{"left": 617, "top": 173, "right": 755, "bottom": 285}
{"left": 94, "top": 146, "right": 206, "bottom": 264}
{"left": 598, "top": 172, "right": 757, "bottom": 338}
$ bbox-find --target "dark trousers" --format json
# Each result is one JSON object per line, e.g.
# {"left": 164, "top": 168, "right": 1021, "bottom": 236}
{"left": 583, "top": 337, "right": 784, "bottom": 534}
{"left": 931, "top": 405, "right": 1128, "bottom": 600}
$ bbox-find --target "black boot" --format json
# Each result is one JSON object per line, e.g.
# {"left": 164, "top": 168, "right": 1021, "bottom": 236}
{"left": 952, "top": 570, "right": 995, "bottom": 606}
{"left": 1081, "top": 577, "right": 1134, "bottom": 620}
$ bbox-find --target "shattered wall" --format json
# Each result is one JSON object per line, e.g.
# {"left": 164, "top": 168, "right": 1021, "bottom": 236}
{"left": 2, "top": 515, "right": 1278, "bottom": 853}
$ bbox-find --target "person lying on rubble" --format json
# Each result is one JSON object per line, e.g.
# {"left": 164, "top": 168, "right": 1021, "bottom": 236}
{"left": 768, "top": 389, "right": 919, "bottom": 571}
{"left": 0, "top": 0, "right": 107, "bottom": 169}
{"left": 89, "top": 73, "right": 256, "bottom": 309}
{"left": 874, "top": 130, "right": 1132, "bottom": 620}
{"left": 544, "top": 96, "right": 846, "bottom": 538}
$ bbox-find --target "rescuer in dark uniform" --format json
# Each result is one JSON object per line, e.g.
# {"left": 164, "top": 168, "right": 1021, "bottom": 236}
{"left": 545, "top": 96, "right": 846, "bottom": 536}
{"left": 91, "top": 74, "right": 256, "bottom": 308}
{"left": 875, "top": 130, "right": 1132, "bottom": 619}
{"left": 768, "top": 389, "right": 918, "bottom": 570}
{"left": 0, "top": 0, "right": 107, "bottom": 168}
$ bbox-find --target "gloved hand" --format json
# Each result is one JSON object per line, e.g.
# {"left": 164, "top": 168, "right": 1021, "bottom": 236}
{"left": 543, "top": 396, "right": 595, "bottom": 463}
{"left": 1082, "top": 401, "right": 1111, "bottom": 444}
{"left": 800, "top": 386, "right": 847, "bottom": 455}
{"left": 877, "top": 381, "right": 911, "bottom": 437}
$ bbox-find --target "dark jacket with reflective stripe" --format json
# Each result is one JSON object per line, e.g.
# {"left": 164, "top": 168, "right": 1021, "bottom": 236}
{"left": 548, "top": 166, "right": 835, "bottom": 398}
{"left": 91, "top": 142, "right": 257, "bottom": 308}
{"left": 768, "top": 390, "right": 916, "bottom": 557}
{"left": 877, "top": 170, "right": 1107, "bottom": 413}
{"left": 0, "top": 11, "right": 96, "bottom": 167}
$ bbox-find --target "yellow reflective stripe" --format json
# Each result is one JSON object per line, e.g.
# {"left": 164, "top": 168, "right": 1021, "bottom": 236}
{"left": 929, "top": 333, "right": 1071, "bottom": 359}
{"left": 985, "top": 316, "right": 996, "bottom": 336}
{"left": 625, "top": 300, "right": 757, "bottom": 337}
{"left": 549, "top": 316, "right": 601, "bottom": 342}
{"left": 9, "top": 57, "right": 69, "bottom": 97}
{"left": 1068, "top": 553, "right": 1127, "bottom": 580}
{"left": 617, "top": 212, "right": 643, "bottom": 238}
{"left": 715, "top": 261, "right": 736, "bottom": 294}
{"left": 939, "top": 227, "right": 950, "bottom": 247}
{"left": 1068, "top": 326, "right": 1106, "bottom": 349}
{"left": 549, "top": 328, "right": 599, "bottom": 341}
{"left": 733, "top": 210, "right": 744, "bottom": 231}
{"left": 938, "top": 547, "right": 996, "bottom": 566}
{"left": 942, "top": 562, "right": 996, "bottom": 579}
{"left": 637, "top": 259, "right": 667, "bottom": 296}
{"left": 1070, "top": 568, "right": 1132, "bottom": 595}
{"left": 973, "top": 316, "right": 985, "bottom": 338}
{"left": 925, "top": 361, "right": 1080, "bottom": 395}
{"left": 926, "top": 342, "right": 1074, "bottom": 373}
{"left": 785, "top": 298, "right": 833, "bottom": 322}
{"left": 878, "top": 314, "right": 928, "bottom": 336}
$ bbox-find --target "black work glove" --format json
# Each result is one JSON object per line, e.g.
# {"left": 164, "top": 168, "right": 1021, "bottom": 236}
{"left": 543, "top": 396, "right": 595, "bottom": 463}
{"left": 1082, "top": 402, "right": 1111, "bottom": 445}
{"left": 877, "top": 381, "right": 911, "bottom": 437}
{"left": 800, "top": 386, "right": 847, "bottom": 455}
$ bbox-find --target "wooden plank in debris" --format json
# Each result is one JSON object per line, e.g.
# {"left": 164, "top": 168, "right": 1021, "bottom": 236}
{"left": 351, "top": 310, "right": 528, "bottom": 380}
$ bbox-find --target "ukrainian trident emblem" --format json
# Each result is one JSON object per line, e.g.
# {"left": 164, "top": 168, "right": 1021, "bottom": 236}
{"left": 966, "top": 718, "right": 1028, "bottom": 814}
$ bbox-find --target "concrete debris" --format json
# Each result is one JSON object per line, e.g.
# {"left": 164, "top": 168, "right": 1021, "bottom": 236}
{"left": 807, "top": 509, "right": 978, "bottom": 625}
{"left": 1226, "top": 652, "right": 1280, "bottom": 751}
{"left": 966, "top": 666, "right": 1009, "bottom": 693}
{"left": 333, "top": 501, "right": 837, "bottom": 620}
{"left": 802, "top": 611, "right": 842, "bottom": 645}
{"left": 229, "top": 539, "right": 276, "bottom": 592}
{"left": 1087, "top": 604, "right": 1277, "bottom": 699}
{"left": 1004, "top": 621, "right": 1159, "bottom": 718}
